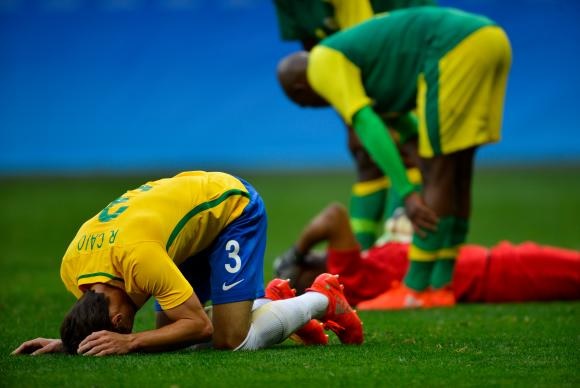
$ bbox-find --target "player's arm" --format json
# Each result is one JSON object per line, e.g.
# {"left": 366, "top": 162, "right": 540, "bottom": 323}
{"left": 386, "top": 112, "right": 421, "bottom": 169}
{"left": 308, "top": 46, "right": 413, "bottom": 195}
{"left": 77, "top": 293, "right": 212, "bottom": 356}
{"left": 79, "top": 246, "right": 212, "bottom": 355}
{"left": 308, "top": 46, "right": 437, "bottom": 233}
{"left": 11, "top": 338, "right": 64, "bottom": 355}
{"left": 308, "top": 44, "right": 411, "bottom": 192}
{"left": 77, "top": 295, "right": 212, "bottom": 356}
{"left": 353, "top": 107, "right": 414, "bottom": 200}
{"left": 353, "top": 107, "right": 437, "bottom": 234}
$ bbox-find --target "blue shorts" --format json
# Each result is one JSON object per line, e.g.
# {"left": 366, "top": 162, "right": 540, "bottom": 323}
{"left": 155, "top": 178, "right": 266, "bottom": 310}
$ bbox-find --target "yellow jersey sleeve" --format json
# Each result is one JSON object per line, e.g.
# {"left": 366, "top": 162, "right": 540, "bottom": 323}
{"left": 124, "top": 242, "right": 194, "bottom": 311}
{"left": 328, "top": 0, "right": 373, "bottom": 29}
{"left": 307, "top": 45, "right": 372, "bottom": 125}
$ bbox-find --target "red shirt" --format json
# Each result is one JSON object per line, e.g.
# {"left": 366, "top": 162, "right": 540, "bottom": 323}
{"left": 327, "top": 241, "right": 580, "bottom": 306}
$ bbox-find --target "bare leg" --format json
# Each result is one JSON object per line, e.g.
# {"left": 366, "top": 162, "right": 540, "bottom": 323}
{"left": 274, "top": 203, "right": 359, "bottom": 292}
{"left": 419, "top": 154, "right": 455, "bottom": 217}
{"left": 453, "top": 147, "right": 476, "bottom": 219}
{"left": 296, "top": 202, "right": 359, "bottom": 254}
{"left": 419, "top": 147, "right": 477, "bottom": 291}
{"left": 212, "top": 301, "right": 253, "bottom": 349}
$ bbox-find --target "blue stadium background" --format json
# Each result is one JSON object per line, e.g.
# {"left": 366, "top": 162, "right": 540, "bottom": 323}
{"left": 1, "top": 0, "right": 579, "bottom": 174}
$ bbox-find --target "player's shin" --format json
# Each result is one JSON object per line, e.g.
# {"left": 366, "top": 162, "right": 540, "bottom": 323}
{"left": 349, "top": 178, "right": 388, "bottom": 250}
{"left": 405, "top": 216, "right": 452, "bottom": 289}
{"left": 431, "top": 216, "right": 468, "bottom": 289}
{"left": 235, "top": 293, "right": 327, "bottom": 350}
{"left": 428, "top": 217, "right": 467, "bottom": 307}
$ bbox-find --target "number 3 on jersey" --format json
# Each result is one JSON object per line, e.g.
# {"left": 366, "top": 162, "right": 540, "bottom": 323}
{"left": 224, "top": 239, "right": 241, "bottom": 273}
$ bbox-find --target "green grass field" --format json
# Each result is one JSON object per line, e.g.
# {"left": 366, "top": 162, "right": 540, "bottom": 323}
{"left": 1, "top": 166, "right": 579, "bottom": 387}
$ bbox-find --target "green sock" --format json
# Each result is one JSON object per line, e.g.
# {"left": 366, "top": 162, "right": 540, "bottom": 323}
{"left": 405, "top": 216, "right": 454, "bottom": 291}
{"left": 430, "top": 259, "right": 456, "bottom": 289}
{"left": 404, "top": 260, "right": 434, "bottom": 291}
{"left": 349, "top": 178, "right": 388, "bottom": 250}
{"left": 430, "top": 217, "right": 469, "bottom": 289}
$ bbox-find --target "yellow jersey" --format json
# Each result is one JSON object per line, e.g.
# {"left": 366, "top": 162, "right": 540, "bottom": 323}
{"left": 60, "top": 171, "right": 251, "bottom": 310}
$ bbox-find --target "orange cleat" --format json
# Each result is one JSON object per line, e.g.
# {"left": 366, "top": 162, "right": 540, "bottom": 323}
{"left": 306, "top": 273, "right": 364, "bottom": 345}
{"left": 265, "top": 278, "right": 328, "bottom": 346}
{"left": 265, "top": 278, "right": 296, "bottom": 300}
{"left": 427, "top": 287, "right": 456, "bottom": 308}
{"left": 289, "top": 319, "right": 328, "bottom": 346}
{"left": 356, "top": 282, "right": 429, "bottom": 310}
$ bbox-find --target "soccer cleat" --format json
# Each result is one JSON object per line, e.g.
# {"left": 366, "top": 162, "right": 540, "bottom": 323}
{"left": 265, "top": 278, "right": 296, "bottom": 300}
{"left": 427, "top": 287, "right": 456, "bottom": 308}
{"left": 265, "top": 278, "right": 328, "bottom": 346}
{"left": 289, "top": 319, "right": 329, "bottom": 346}
{"left": 306, "top": 273, "right": 364, "bottom": 345}
{"left": 356, "top": 282, "right": 429, "bottom": 310}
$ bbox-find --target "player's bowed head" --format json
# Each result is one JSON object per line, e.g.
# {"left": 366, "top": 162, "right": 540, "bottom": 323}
{"left": 277, "top": 51, "right": 328, "bottom": 108}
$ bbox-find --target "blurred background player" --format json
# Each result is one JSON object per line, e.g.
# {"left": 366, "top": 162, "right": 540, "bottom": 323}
{"left": 274, "top": 203, "right": 580, "bottom": 308}
{"left": 273, "top": 0, "right": 436, "bottom": 51}
{"left": 273, "top": 0, "right": 434, "bottom": 249}
{"left": 277, "top": 7, "right": 512, "bottom": 308}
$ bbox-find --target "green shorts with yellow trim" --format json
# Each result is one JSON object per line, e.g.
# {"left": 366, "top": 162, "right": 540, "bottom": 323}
{"left": 417, "top": 26, "right": 512, "bottom": 158}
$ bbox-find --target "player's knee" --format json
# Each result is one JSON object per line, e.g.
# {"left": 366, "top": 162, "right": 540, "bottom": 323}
{"left": 212, "top": 327, "right": 249, "bottom": 350}
{"left": 324, "top": 202, "right": 348, "bottom": 223}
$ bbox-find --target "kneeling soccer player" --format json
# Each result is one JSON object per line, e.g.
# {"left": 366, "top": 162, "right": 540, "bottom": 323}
{"left": 12, "top": 171, "right": 362, "bottom": 356}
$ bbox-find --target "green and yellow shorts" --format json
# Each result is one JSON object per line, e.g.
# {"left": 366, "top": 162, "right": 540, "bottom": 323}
{"left": 417, "top": 26, "right": 512, "bottom": 157}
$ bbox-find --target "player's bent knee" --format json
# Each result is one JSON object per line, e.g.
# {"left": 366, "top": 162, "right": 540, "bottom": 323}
{"left": 212, "top": 300, "right": 253, "bottom": 350}
{"left": 325, "top": 202, "right": 348, "bottom": 222}
{"left": 213, "top": 327, "right": 249, "bottom": 350}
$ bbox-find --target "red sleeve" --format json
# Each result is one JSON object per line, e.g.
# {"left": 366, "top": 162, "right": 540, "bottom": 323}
{"left": 482, "top": 241, "right": 580, "bottom": 303}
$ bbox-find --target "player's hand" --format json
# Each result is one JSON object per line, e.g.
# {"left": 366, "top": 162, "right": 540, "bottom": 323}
{"left": 11, "top": 338, "right": 64, "bottom": 355}
{"left": 404, "top": 192, "right": 438, "bottom": 237}
{"left": 78, "top": 330, "right": 134, "bottom": 356}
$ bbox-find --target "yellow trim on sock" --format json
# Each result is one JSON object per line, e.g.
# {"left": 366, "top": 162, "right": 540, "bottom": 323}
{"left": 352, "top": 176, "right": 390, "bottom": 196}
{"left": 406, "top": 167, "right": 422, "bottom": 185}
{"left": 351, "top": 218, "right": 379, "bottom": 234}
{"left": 437, "top": 246, "right": 460, "bottom": 260}
{"left": 409, "top": 245, "right": 437, "bottom": 262}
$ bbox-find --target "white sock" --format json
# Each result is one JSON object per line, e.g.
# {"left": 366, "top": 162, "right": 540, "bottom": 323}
{"left": 296, "top": 292, "right": 328, "bottom": 319}
{"left": 252, "top": 298, "right": 271, "bottom": 311}
{"left": 235, "top": 292, "right": 328, "bottom": 351}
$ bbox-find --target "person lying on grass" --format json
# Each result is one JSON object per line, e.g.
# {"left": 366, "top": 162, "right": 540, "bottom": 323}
{"left": 12, "top": 171, "right": 362, "bottom": 356}
{"left": 274, "top": 203, "right": 580, "bottom": 308}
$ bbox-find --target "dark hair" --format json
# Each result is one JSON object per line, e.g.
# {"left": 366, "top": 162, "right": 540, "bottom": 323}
{"left": 60, "top": 290, "right": 116, "bottom": 354}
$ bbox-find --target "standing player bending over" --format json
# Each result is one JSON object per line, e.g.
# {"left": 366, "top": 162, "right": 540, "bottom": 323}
{"left": 277, "top": 7, "right": 512, "bottom": 308}
{"left": 12, "top": 171, "right": 362, "bottom": 356}
{"left": 273, "top": 0, "right": 434, "bottom": 250}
